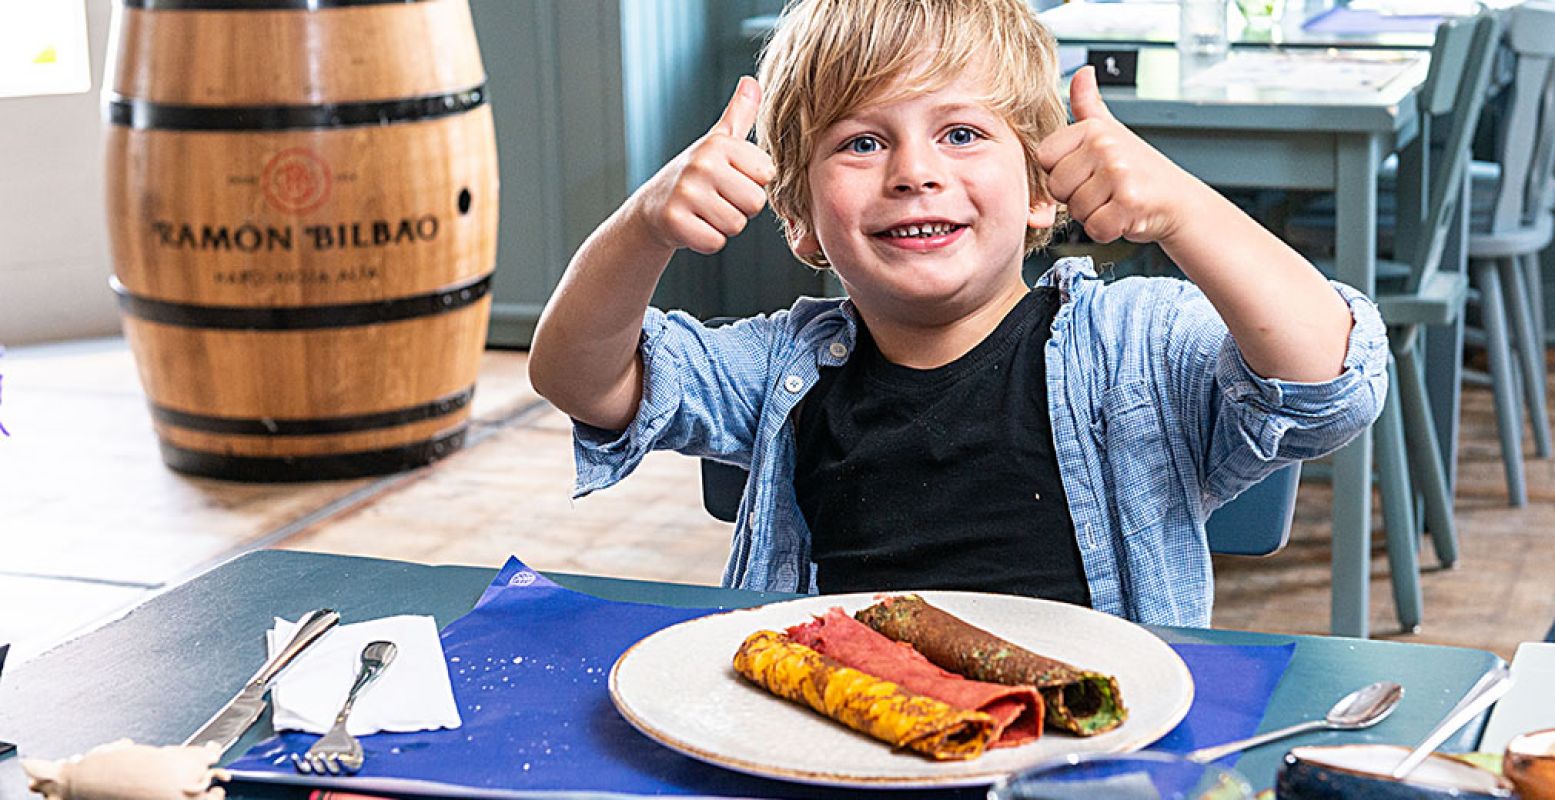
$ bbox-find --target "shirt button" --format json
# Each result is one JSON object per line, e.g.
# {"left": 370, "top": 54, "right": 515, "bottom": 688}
{"left": 784, "top": 375, "right": 804, "bottom": 393}
{"left": 828, "top": 342, "right": 848, "bottom": 359}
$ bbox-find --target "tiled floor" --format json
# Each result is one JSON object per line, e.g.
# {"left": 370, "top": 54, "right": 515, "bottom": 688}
{"left": 2, "top": 337, "right": 1552, "bottom": 664}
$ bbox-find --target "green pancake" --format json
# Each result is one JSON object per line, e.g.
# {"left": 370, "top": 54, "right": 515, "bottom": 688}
{"left": 855, "top": 594, "right": 1127, "bottom": 736}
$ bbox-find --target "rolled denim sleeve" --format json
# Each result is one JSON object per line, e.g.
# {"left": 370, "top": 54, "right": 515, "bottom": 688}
{"left": 1201, "top": 282, "right": 1388, "bottom": 506}
{"left": 571, "top": 307, "right": 776, "bottom": 499}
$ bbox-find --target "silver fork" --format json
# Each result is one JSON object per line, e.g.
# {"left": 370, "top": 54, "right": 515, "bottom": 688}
{"left": 293, "top": 640, "right": 397, "bottom": 775}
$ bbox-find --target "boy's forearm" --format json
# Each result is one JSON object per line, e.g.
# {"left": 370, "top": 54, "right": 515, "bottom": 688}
{"left": 1159, "top": 183, "right": 1355, "bottom": 383}
{"left": 531, "top": 77, "right": 772, "bottom": 432}
{"left": 529, "top": 199, "right": 675, "bottom": 431}
{"left": 1041, "top": 69, "right": 1355, "bottom": 382}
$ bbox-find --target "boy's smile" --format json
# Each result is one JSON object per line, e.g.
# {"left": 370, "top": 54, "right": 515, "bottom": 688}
{"left": 872, "top": 218, "right": 967, "bottom": 252}
{"left": 792, "top": 73, "right": 1056, "bottom": 353}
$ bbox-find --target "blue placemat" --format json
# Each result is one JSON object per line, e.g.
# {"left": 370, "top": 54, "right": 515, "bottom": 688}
{"left": 230, "top": 557, "right": 1292, "bottom": 798}
{"left": 1303, "top": 7, "right": 1445, "bottom": 35}
{"left": 1152, "top": 642, "right": 1294, "bottom": 765}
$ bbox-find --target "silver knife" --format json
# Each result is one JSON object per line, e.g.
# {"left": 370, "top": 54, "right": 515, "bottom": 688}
{"left": 184, "top": 608, "right": 341, "bottom": 753}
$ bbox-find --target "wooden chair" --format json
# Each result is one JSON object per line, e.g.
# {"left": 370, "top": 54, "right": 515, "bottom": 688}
{"left": 1289, "top": 9, "right": 1549, "bottom": 509}
{"left": 1466, "top": 1, "right": 1555, "bottom": 507}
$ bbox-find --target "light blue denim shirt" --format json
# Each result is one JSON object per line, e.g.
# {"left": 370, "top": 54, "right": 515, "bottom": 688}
{"left": 572, "top": 257, "right": 1388, "bottom": 627}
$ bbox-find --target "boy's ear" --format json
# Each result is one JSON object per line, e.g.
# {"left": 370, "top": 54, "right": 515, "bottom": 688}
{"left": 1028, "top": 198, "right": 1059, "bottom": 229}
{"left": 785, "top": 219, "right": 822, "bottom": 262}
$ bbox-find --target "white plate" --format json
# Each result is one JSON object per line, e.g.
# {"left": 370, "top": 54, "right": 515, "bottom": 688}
{"left": 608, "top": 591, "right": 1193, "bottom": 788}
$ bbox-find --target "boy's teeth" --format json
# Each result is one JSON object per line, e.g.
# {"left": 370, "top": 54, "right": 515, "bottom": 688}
{"left": 886, "top": 223, "right": 956, "bottom": 238}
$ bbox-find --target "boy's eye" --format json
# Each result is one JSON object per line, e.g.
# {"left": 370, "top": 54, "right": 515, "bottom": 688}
{"left": 843, "top": 135, "right": 882, "bottom": 155}
{"left": 944, "top": 126, "right": 982, "bottom": 146}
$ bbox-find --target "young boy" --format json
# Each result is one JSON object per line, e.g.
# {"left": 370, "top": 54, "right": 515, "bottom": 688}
{"left": 528, "top": 0, "right": 1386, "bottom": 627}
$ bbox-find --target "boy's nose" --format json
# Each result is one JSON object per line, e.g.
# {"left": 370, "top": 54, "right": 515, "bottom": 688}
{"left": 892, "top": 176, "right": 942, "bottom": 194}
{"left": 888, "top": 146, "right": 943, "bottom": 194}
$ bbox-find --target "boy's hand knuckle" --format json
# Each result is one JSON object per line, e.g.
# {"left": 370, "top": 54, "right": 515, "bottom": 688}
{"left": 665, "top": 188, "right": 692, "bottom": 214}
{"left": 743, "top": 185, "right": 768, "bottom": 212}
{"left": 687, "top": 182, "right": 717, "bottom": 208}
{"left": 663, "top": 207, "right": 692, "bottom": 237}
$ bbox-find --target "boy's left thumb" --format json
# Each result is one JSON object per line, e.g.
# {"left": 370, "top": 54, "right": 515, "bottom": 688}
{"left": 1070, "top": 66, "right": 1112, "bottom": 122}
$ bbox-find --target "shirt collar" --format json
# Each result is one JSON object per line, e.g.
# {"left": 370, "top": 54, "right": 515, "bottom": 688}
{"left": 1035, "top": 256, "right": 1099, "bottom": 301}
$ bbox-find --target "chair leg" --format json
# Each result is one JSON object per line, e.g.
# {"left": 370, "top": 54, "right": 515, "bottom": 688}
{"left": 1522, "top": 252, "right": 1547, "bottom": 357}
{"left": 1499, "top": 256, "right": 1552, "bottom": 458}
{"left": 1522, "top": 252, "right": 1550, "bottom": 430}
{"left": 1395, "top": 335, "right": 1459, "bottom": 568}
{"left": 1378, "top": 358, "right": 1423, "bottom": 633}
{"left": 1473, "top": 258, "right": 1529, "bottom": 506}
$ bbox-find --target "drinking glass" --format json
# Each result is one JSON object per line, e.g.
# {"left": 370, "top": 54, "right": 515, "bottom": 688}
{"left": 1234, "top": 0, "right": 1287, "bottom": 32}
{"left": 1178, "top": 0, "right": 1230, "bottom": 62}
{"left": 987, "top": 752, "right": 1255, "bottom": 800}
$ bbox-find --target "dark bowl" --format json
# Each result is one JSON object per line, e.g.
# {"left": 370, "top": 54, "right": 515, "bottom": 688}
{"left": 1276, "top": 744, "right": 1512, "bottom": 800}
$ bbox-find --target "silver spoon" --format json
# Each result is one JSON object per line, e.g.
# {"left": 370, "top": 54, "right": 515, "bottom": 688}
{"left": 1187, "top": 680, "right": 1405, "bottom": 764}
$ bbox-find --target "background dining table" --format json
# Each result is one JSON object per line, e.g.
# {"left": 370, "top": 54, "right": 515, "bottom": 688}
{"left": 1037, "top": 0, "right": 1451, "bottom": 51}
{"left": 0, "top": 550, "right": 1505, "bottom": 798}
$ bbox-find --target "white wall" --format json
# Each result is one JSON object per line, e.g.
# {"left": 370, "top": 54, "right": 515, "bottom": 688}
{"left": 0, "top": 0, "right": 118, "bottom": 346}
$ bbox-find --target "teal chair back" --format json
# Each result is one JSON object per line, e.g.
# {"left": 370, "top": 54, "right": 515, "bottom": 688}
{"left": 1205, "top": 463, "right": 1300, "bottom": 557}
{"left": 1396, "top": 12, "right": 1503, "bottom": 295}
{"left": 1484, "top": 2, "right": 1555, "bottom": 233}
{"left": 699, "top": 460, "right": 1298, "bottom": 558}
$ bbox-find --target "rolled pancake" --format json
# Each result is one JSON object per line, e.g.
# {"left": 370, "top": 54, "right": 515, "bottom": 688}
{"left": 855, "top": 595, "right": 1127, "bottom": 736}
{"left": 787, "top": 608, "right": 1043, "bottom": 747}
{"left": 732, "top": 630, "right": 997, "bottom": 760}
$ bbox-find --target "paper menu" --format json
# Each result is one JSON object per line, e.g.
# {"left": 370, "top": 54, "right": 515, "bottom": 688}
{"left": 1480, "top": 642, "right": 1555, "bottom": 754}
{"left": 1181, "top": 50, "right": 1420, "bottom": 93}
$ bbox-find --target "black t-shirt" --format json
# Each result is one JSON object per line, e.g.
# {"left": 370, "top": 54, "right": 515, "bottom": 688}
{"left": 793, "top": 288, "right": 1090, "bottom": 605}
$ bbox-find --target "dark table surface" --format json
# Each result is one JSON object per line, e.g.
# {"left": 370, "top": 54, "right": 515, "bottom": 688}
{"left": 0, "top": 550, "right": 1504, "bottom": 798}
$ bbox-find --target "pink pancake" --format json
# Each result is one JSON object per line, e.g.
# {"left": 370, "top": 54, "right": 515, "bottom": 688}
{"left": 786, "top": 608, "right": 1044, "bottom": 747}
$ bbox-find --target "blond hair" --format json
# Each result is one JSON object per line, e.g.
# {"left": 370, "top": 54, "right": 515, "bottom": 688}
{"left": 756, "top": 0, "right": 1068, "bottom": 268}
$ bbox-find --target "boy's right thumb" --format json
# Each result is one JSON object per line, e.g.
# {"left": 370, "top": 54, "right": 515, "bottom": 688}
{"left": 712, "top": 76, "right": 761, "bottom": 139}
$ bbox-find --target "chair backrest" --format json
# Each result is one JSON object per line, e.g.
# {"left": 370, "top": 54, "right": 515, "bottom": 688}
{"left": 1399, "top": 12, "right": 1503, "bottom": 287}
{"left": 1485, "top": 2, "right": 1555, "bottom": 232}
{"left": 700, "top": 458, "right": 745, "bottom": 524}
{"left": 699, "top": 459, "right": 1300, "bottom": 558}
{"left": 1205, "top": 463, "right": 1300, "bottom": 557}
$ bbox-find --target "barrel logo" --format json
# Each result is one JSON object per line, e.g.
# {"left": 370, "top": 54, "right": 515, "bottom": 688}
{"left": 262, "top": 148, "right": 333, "bottom": 213}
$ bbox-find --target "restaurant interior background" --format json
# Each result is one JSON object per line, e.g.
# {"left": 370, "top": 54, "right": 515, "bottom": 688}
{"left": 2, "top": 0, "right": 1554, "bottom": 668}
{"left": 2, "top": 0, "right": 1555, "bottom": 797}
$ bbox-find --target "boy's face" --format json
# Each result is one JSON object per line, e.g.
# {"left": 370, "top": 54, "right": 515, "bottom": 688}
{"left": 791, "top": 72, "right": 1056, "bottom": 323}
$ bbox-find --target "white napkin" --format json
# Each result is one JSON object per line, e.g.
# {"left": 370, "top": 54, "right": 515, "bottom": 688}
{"left": 267, "top": 614, "right": 462, "bottom": 735}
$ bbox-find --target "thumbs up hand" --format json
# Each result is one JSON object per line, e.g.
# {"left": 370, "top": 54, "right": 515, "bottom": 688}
{"left": 630, "top": 76, "right": 776, "bottom": 255}
{"left": 1036, "top": 66, "right": 1202, "bottom": 245}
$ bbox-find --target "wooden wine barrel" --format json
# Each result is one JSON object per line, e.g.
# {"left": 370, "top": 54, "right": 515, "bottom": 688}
{"left": 104, "top": 0, "right": 498, "bottom": 481}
